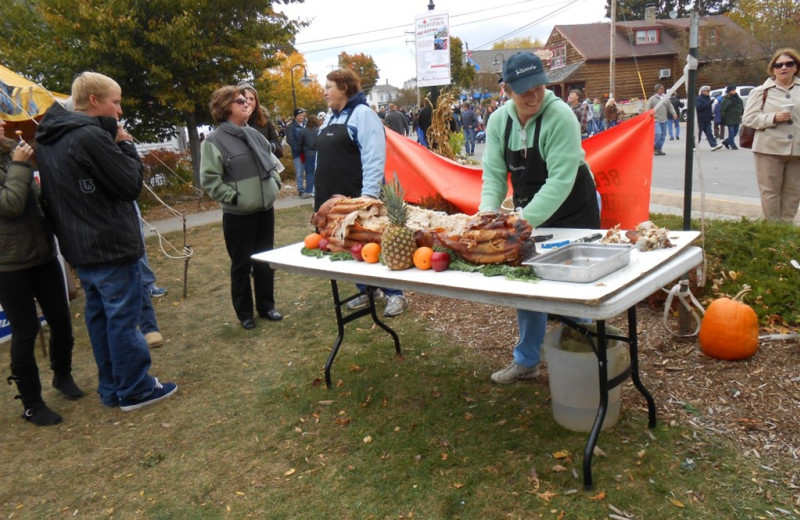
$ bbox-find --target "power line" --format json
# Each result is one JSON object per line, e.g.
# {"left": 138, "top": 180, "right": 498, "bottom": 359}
{"left": 296, "top": 0, "right": 579, "bottom": 54}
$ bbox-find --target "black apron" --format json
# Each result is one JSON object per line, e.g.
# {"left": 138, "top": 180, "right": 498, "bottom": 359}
{"left": 503, "top": 113, "right": 600, "bottom": 228}
{"left": 314, "top": 110, "right": 362, "bottom": 211}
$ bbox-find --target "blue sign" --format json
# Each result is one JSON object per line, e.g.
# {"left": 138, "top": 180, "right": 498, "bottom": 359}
{"left": 0, "top": 306, "right": 11, "bottom": 344}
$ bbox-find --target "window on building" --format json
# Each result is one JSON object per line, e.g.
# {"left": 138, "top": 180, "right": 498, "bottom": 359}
{"left": 550, "top": 45, "right": 566, "bottom": 69}
{"left": 635, "top": 28, "right": 659, "bottom": 44}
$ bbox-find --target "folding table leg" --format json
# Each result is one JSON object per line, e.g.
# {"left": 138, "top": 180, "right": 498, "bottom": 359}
{"left": 324, "top": 280, "right": 402, "bottom": 388}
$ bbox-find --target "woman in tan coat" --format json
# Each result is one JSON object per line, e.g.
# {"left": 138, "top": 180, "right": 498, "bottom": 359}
{"left": 742, "top": 47, "right": 800, "bottom": 222}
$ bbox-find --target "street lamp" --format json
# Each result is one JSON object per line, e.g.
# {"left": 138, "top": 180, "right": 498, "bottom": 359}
{"left": 428, "top": 0, "right": 435, "bottom": 10}
{"left": 290, "top": 64, "right": 312, "bottom": 112}
{"left": 492, "top": 53, "right": 505, "bottom": 71}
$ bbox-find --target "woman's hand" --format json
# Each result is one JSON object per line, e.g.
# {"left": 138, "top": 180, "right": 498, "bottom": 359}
{"left": 11, "top": 141, "right": 34, "bottom": 163}
{"left": 774, "top": 111, "right": 793, "bottom": 124}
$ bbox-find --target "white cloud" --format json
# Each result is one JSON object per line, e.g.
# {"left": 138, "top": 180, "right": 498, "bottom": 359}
{"left": 279, "top": 0, "right": 608, "bottom": 88}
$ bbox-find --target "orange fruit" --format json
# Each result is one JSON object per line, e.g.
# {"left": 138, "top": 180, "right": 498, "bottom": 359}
{"left": 361, "top": 242, "right": 381, "bottom": 263}
{"left": 304, "top": 232, "right": 323, "bottom": 249}
{"left": 413, "top": 247, "right": 434, "bottom": 270}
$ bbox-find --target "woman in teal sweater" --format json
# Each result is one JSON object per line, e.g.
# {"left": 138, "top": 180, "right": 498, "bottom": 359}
{"left": 480, "top": 53, "right": 600, "bottom": 384}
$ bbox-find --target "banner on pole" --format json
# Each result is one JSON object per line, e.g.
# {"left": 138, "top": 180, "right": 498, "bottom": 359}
{"left": 415, "top": 11, "right": 451, "bottom": 88}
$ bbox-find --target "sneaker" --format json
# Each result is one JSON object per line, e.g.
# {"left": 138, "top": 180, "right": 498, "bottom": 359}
{"left": 300, "top": 192, "right": 313, "bottom": 199}
{"left": 120, "top": 379, "right": 177, "bottom": 412}
{"left": 346, "top": 289, "right": 384, "bottom": 311}
{"left": 654, "top": 149, "right": 666, "bottom": 156}
{"left": 711, "top": 143, "right": 723, "bottom": 151}
{"left": 722, "top": 142, "right": 730, "bottom": 149}
{"left": 490, "top": 362, "right": 540, "bottom": 384}
{"left": 144, "top": 331, "right": 165, "bottom": 348}
{"left": 149, "top": 286, "right": 168, "bottom": 297}
{"left": 383, "top": 295, "right": 408, "bottom": 317}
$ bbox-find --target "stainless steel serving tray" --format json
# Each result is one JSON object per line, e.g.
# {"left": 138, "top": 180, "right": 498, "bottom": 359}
{"left": 522, "top": 243, "right": 634, "bottom": 283}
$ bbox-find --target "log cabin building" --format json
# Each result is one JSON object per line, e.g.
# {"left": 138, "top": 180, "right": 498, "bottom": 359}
{"left": 468, "top": 11, "right": 761, "bottom": 105}
{"left": 544, "top": 12, "right": 756, "bottom": 103}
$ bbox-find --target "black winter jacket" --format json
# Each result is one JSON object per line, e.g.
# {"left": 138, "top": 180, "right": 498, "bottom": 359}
{"left": 0, "top": 139, "right": 56, "bottom": 272}
{"left": 34, "top": 104, "right": 144, "bottom": 268}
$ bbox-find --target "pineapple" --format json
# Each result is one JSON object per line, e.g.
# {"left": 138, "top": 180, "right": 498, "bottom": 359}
{"left": 380, "top": 177, "right": 416, "bottom": 270}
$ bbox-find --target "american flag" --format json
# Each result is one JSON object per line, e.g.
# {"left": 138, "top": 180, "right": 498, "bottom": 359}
{"left": 465, "top": 42, "right": 480, "bottom": 70}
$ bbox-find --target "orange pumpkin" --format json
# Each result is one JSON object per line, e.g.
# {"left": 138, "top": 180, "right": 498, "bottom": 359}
{"left": 698, "top": 286, "right": 759, "bottom": 360}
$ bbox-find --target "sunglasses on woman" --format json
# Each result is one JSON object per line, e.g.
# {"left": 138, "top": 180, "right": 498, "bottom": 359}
{"left": 233, "top": 98, "right": 249, "bottom": 105}
{"left": 773, "top": 61, "right": 796, "bottom": 69}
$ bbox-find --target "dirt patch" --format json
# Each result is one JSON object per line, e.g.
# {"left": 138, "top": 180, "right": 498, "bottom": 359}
{"left": 408, "top": 293, "right": 800, "bottom": 467}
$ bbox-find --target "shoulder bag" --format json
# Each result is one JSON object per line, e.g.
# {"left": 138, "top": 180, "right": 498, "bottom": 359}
{"left": 739, "top": 87, "right": 771, "bottom": 149}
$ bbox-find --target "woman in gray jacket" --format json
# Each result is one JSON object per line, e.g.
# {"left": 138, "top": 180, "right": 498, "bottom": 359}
{"left": 200, "top": 86, "right": 285, "bottom": 329}
{"left": 0, "top": 120, "right": 84, "bottom": 426}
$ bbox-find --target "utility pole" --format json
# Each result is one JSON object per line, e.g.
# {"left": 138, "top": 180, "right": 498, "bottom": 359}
{"left": 609, "top": 0, "right": 616, "bottom": 98}
{"left": 678, "top": 11, "right": 700, "bottom": 336}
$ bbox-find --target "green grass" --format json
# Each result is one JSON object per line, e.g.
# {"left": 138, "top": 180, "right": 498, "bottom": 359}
{"left": 0, "top": 207, "right": 797, "bottom": 519}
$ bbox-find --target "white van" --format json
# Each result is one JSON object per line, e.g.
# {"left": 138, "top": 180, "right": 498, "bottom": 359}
{"left": 679, "top": 85, "right": 754, "bottom": 121}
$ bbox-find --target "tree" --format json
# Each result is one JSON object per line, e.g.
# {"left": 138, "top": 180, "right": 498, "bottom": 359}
{"left": 604, "top": 0, "right": 736, "bottom": 20}
{"left": 729, "top": 0, "right": 800, "bottom": 56}
{"left": 259, "top": 53, "right": 326, "bottom": 122}
{"left": 491, "top": 37, "right": 545, "bottom": 50}
{"left": 450, "top": 36, "right": 476, "bottom": 91}
{"left": 338, "top": 52, "right": 379, "bottom": 94}
{"left": 0, "top": 0, "right": 304, "bottom": 183}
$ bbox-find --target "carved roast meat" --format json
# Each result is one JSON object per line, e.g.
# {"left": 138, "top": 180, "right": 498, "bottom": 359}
{"left": 310, "top": 196, "right": 534, "bottom": 265}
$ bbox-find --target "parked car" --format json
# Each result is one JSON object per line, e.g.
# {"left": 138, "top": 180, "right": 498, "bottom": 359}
{"left": 679, "top": 85, "right": 754, "bottom": 122}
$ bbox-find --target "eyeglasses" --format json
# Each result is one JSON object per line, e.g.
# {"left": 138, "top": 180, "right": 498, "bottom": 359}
{"left": 773, "top": 61, "right": 796, "bottom": 69}
{"left": 233, "top": 98, "right": 249, "bottom": 105}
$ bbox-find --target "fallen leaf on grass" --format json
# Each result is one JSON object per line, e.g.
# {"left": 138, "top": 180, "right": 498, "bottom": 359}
{"left": 552, "top": 465, "right": 568, "bottom": 472}
{"left": 537, "top": 490, "right": 556, "bottom": 502}
{"left": 553, "top": 450, "right": 571, "bottom": 459}
{"left": 363, "top": 435, "right": 373, "bottom": 443}
{"left": 348, "top": 364, "right": 361, "bottom": 372}
{"left": 453, "top": 483, "right": 464, "bottom": 488}
{"left": 318, "top": 400, "right": 334, "bottom": 406}
{"left": 669, "top": 497, "right": 685, "bottom": 508}
{"left": 284, "top": 468, "right": 296, "bottom": 476}
{"left": 587, "top": 491, "right": 606, "bottom": 501}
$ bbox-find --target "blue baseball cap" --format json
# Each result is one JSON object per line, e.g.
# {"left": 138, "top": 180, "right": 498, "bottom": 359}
{"left": 501, "top": 52, "right": 550, "bottom": 94}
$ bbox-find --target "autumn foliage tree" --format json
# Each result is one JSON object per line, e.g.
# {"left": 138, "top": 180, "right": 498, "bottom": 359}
{"left": 259, "top": 53, "right": 326, "bottom": 121}
{"left": 338, "top": 52, "right": 380, "bottom": 94}
{"left": 0, "top": 0, "right": 304, "bottom": 183}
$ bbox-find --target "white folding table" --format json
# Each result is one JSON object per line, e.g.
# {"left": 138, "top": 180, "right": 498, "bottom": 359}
{"left": 253, "top": 229, "right": 702, "bottom": 489}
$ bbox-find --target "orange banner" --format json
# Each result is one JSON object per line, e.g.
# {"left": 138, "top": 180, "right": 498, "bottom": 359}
{"left": 384, "top": 111, "right": 655, "bottom": 229}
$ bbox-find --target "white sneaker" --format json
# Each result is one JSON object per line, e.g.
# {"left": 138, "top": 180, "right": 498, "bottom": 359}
{"left": 711, "top": 143, "right": 723, "bottom": 151}
{"left": 346, "top": 289, "right": 384, "bottom": 310}
{"left": 383, "top": 295, "right": 408, "bottom": 317}
{"left": 490, "top": 362, "right": 540, "bottom": 384}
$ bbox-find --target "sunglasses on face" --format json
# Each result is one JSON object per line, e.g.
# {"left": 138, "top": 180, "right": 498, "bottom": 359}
{"left": 773, "top": 61, "right": 796, "bottom": 69}
{"left": 233, "top": 98, "right": 249, "bottom": 105}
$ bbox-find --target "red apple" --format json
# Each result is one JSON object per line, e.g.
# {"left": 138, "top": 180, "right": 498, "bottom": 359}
{"left": 318, "top": 238, "right": 330, "bottom": 252}
{"left": 350, "top": 243, "right": 364, "bottom": 261}
{"left": 430, "top": 251, "right": 450, "bottom": 272}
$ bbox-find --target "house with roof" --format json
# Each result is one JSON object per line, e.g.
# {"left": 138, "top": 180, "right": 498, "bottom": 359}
{"left": 367, "top": 80, "right": 401, "bottom": 110}
{"left": 465, "top": 11, "right": 761, "bottom": 105}
{"left": 543, "top": 10, "right": 761, "bottom": 103}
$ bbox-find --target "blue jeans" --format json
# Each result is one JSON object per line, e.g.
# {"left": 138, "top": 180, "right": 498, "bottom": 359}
{"left": 293, "top": 155, "right": 306, "bottom": 194}
{"left": 698, "top": 121, "right": 719, "bottom": 147}
{"left": 654, "top": 121, "right": 668, "bottom": 151}
{"left": 513, "top": 310, "right": 548, "bottom": 367}
{"left": 303, "top": 151, "right": 316, "bottom": 194}
{"left": 590, "top": 119, "right": 604, "bottom": 134}
{"left": 463, "top": 127, "right": 476, "bottom": 155}
{"left": 355, "top": 284, "right": 403, "bottom": 298}
{"left": 77, "top": 263, "right": 155, "bottom": 406}
{"left": 724, "top": 124, "right": 740, "bottom": 148}
{"left": 416, "top": 127, "right": 428, "bottom": 148}
{"left": 667, "top": 118, "right": 680, "bottom": 139}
